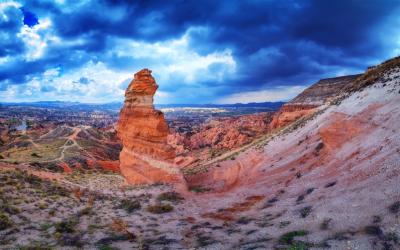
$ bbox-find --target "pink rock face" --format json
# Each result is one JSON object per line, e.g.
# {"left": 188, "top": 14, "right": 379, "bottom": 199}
{"left": 269, "top": 104, "right": 317, "bottom": 129}
{"left": 117, "top": 69, "right": 185, "bottom": 185}
{"left": 169, "top": 113, "right": 272, "bottom": 153}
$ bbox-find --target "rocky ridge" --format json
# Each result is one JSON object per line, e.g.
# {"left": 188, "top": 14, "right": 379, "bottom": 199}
{"left": 270, "top": 74, "right": 360, "bottom": 129}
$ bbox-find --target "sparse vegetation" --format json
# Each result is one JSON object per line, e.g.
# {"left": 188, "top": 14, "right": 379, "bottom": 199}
{"left": 346, "top": 56, "right": 400, "bottom": 93}
{"left": 157, "top": 191, "right": 184, "bottom": 203}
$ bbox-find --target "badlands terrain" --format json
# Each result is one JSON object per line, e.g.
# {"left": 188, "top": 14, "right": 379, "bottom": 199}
{"left": 0, "top": 56, "right": 399, "bottom": 249}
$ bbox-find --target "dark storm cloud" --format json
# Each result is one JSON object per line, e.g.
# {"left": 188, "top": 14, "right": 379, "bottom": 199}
{"left": 1, "top": 0, "right": 400, "bottom": 102}
{"left": 20, "top": 7, "right": 39, "bottom": 27}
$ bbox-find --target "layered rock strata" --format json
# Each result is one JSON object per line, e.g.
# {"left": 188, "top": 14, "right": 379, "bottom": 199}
{"left": 117, "top": 69, "right": 184, "bottom": 185}
{"left": 270, "top": 74, "right": 360, "bottom": 129}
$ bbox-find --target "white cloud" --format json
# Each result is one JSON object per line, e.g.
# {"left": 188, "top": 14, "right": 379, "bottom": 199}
{"left": 0, "top": 61, "right": 131, "bottom": 103}
{"left": 17, "top": 18, "right": 57, "bottom": 61}
{"left": 111, "top": 28, "right": 237, "bottom": 86}
{"left": 0, "top": 1, "right": 21, "bottom": 14}
{"left": 217, "top": 85, "right": 307, "bottom": 104}
{"left": 3, "top": 24, "right": 238, "bottom": 103}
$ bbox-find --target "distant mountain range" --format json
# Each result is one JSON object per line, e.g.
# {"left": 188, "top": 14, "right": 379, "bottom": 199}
{"left": 0, "top": 101, "right": 285, "bottom": 111}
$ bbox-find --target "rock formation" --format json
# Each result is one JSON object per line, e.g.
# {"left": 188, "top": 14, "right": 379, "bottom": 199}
{"left": 117, "top": 69, "right": 184, "bottom": 185}
{"left": 270, "top": 74, "right": 360, "bottom": 129}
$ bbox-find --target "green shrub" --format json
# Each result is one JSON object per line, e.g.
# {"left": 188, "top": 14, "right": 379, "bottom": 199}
{"left": 236, "top": 216, "right": 253, "bottom": 225}
{"left": 279, "top": 230, "right": 309, "bottom": 244}
{"left": 306, "top": 188, "right": 315, "bottom": 194}
{"left": 189, "top": 185, "right": 211, "bottom": 193}
{"left": 147, "top": 203, "right": 174, "bottom": 214}
{"left": 320, "top": 218, "right": 332, "bottom": 230}
{"left": 388, "top": 201, "right": 400, "bottom": 214}
{"left": 157, "top": 192, "right": 184, "bottom": 203}
{"left": 31, "top": 152, "right": 41, "bottom": 158}
{"left": 279, "top": 221, "right": 291, "bottom": 228}
{"left": 55, "top": 218, "right": 79, "bottom": 233}
{"left": 0, "top": 213, "right": 13, "bottom": 230}
{"left": 299, "top": 206, "right": 312, "bottom": 218}
{"left": 364, "top": 225, "right": 383, "bottom": 236}
{"left": 118, "top": 199, "right": 141, "bottom": 213}
{"left": 287, "top": 241, "right": 310, "bottom": 250}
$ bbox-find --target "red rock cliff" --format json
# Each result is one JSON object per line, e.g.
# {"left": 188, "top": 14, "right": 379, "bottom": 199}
{"left": 117, "top": 69, "right": 184, "bottom": 185}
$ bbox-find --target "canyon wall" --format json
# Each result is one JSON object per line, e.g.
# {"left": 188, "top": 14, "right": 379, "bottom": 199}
{"left": 117, "top": 69, "right": 184, "bottom": 185}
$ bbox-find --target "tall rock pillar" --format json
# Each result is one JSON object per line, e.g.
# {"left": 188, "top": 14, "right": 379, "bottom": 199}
{"left": 117, "top": 69, "right": 184, "bottom": 185}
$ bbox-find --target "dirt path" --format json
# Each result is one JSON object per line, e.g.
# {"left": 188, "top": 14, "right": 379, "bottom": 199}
{"left": 38, "top": 127, "right": 83, "bottom": 163}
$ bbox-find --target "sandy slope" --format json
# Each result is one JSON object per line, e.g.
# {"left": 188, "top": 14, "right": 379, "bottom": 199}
{"left": 180, "top": 65, "right": 400, "bottom": 249}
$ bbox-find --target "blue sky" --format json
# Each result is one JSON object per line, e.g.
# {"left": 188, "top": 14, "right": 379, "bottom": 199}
{"left": 0, "top": 0, "right": 399, "bottom": 104}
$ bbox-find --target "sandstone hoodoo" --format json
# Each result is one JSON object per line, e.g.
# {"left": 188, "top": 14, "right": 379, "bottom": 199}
{"left": 117, "top": 69, "right": 184, "bottom": 185}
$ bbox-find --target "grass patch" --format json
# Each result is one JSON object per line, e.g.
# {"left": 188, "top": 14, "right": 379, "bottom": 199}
{"left": 287, "top": 241, "right": 311, "bottom": 250}
{"left": 279, "top": 230, "right": 309, "bottom": 244}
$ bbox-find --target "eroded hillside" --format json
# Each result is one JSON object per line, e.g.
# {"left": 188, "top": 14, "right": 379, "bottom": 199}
{"left": 0, "top": 57, "right": 399, "bottom": 249}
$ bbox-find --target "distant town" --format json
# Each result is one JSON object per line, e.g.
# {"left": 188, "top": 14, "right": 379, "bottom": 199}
{"left": 0, "top": 101, "right": 284, "bottom": 130}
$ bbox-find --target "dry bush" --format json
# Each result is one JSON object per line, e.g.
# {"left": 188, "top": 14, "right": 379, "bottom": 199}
{"left": 111, "top": 218, "right": 136, "bottom": 240}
